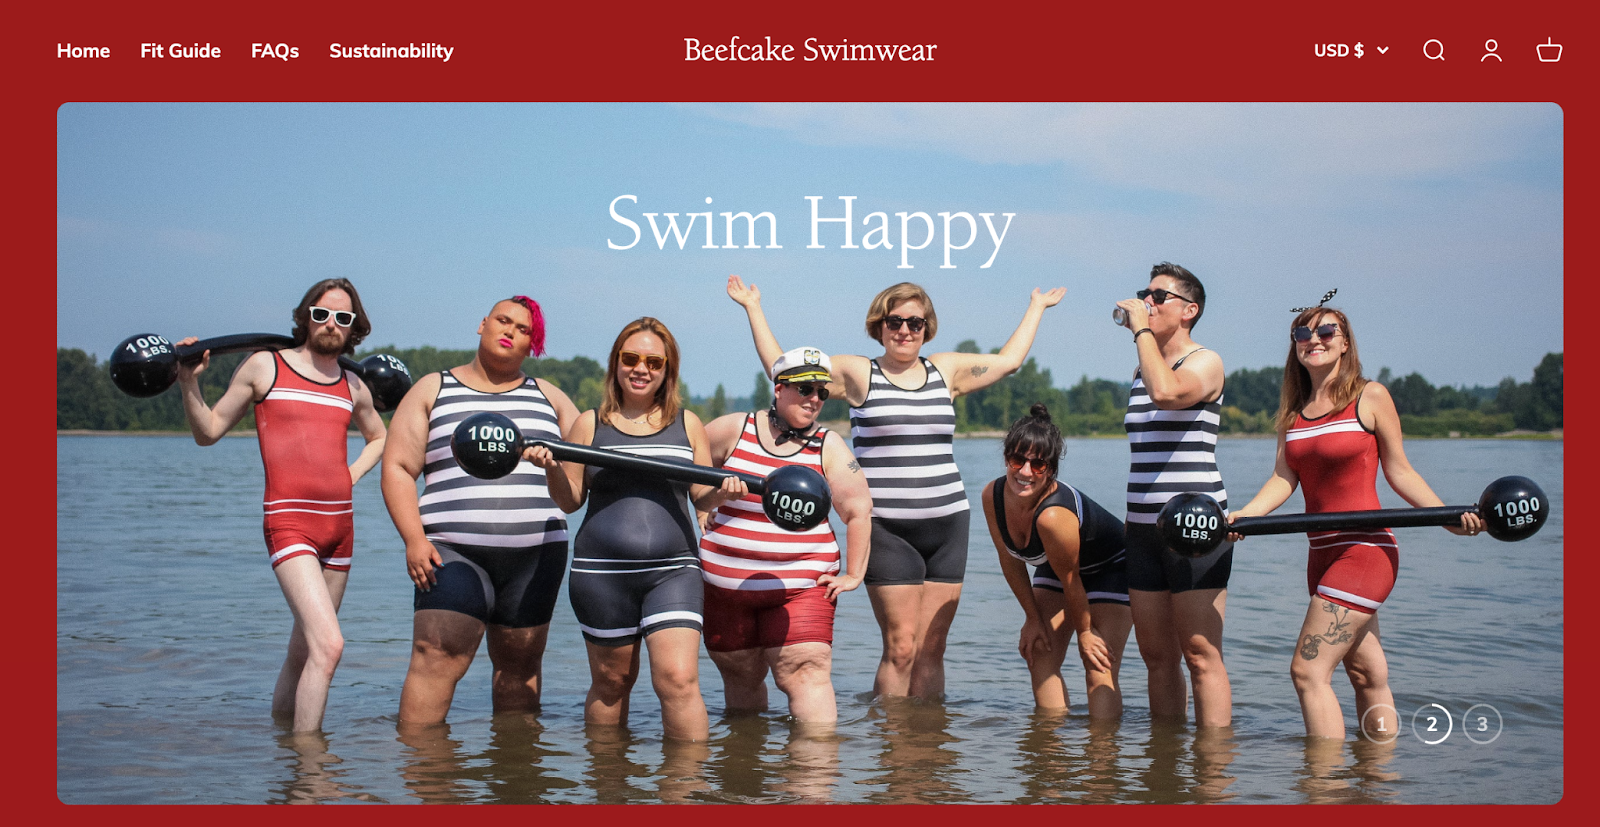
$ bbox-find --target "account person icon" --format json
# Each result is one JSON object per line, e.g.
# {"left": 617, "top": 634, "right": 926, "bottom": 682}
{"left": 1482, "top": 40, "right": 1502, "bottom": 62}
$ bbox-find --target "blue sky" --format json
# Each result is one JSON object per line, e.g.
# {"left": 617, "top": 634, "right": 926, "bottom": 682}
{"left": 57, "top": 103, "right": 1562, "bottom": 397}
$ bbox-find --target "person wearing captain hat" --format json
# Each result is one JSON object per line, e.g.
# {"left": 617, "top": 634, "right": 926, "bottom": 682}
{"left": 697, "top": 345, "right": 874, "bottom": 724}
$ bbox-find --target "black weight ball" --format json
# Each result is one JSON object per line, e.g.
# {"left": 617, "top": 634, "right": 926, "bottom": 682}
{"left": 108, "top": 333, "right": 180, "bottom": 398}
{"left": 1478, "top": 475, "right": 1549, "bottom": 542}
{"left": 450, "top": 411, "right": 525, "bottom": 480}
{"left": 761, "top": 464, "right": 832, "bottom": 531}
{"left": 1157, "top": 491, "right": 1228, "bottom": 558}
{"left": 359, "top": 354, "right": 413, "bottom": 413}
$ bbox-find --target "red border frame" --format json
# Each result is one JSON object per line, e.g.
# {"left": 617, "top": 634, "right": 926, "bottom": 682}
{"left": 26, "top": 0, "right": 1579, "bottom": 819}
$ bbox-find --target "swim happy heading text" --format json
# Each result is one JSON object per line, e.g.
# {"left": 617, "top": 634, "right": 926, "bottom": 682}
{"left": 608, "top": 195, "right": 1013, "bottom": 270}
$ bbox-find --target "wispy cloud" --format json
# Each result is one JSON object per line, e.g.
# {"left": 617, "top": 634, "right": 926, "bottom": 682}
{"left": 683, "top": 102, "right": 1559, "bottom": 204}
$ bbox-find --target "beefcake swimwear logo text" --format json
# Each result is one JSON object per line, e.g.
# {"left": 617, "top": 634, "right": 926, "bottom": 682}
{"left": 683, "top": 36, "right": 939, "bottom": 62}
{"left": 608, "top": 196, "right": 1015, "bottom": 270}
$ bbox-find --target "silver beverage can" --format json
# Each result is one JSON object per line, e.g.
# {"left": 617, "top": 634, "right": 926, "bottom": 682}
{"left": 1112, "top": 306, "right": 1129, "bottom": 327}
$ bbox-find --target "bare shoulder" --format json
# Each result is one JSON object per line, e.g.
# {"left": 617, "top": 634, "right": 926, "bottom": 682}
{"left": 704, "top": 412, "right": 748, "bottom": 450}
{"left": 232, "top": 349, "right": 277, "bottom": 389}
{"left": 534, "top": 375, "right": 569, "bottom": 399}
{"left": 343, "top": 366, "right": 369, "bottom": 396}
{"left": 707, "top": 411, "right": 748, "bottom": 433}
{"left": 1359, "top": 380, "right": 1399, "bottom": 419}
{"left": 821, "top": 427, "right": 855, "bottom": 457}
{"left": 410, "top": 371, "right": 445, "bottom": 396}
{"left": 1180, "top": 346, "right": 1225, "bottom": 375}
{"left": 1036, "top": 502, "right": 1081, "bottom": 532}
{"left": 568, "top": 409, "right": 599, "bottom": 443}
{"left": 831, "top": 353, "right": 873, "bottom": 381}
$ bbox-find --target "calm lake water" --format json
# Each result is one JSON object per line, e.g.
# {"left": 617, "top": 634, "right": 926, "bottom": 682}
{"left": 56, "top": 434, "right": 1563, "bottom": 804}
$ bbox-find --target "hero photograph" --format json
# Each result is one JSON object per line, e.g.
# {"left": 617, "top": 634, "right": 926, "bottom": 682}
{"left": 55, "top": 102, "right": 1563, "bottom": 804}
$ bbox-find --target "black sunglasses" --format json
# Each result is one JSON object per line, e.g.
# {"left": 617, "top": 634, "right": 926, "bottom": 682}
{"left": 1292, "top": 323, "right": 1341, "bottom": 343}
{"left": 309, "top": 306, "right": 356, "bottom": 327}
{"left": 782, "top": 382, "right": 830, "bottom": 401}
{"left": 885, "top": 315, "right": 927, "bottom": 334}
{"left": 1136, "top": 288, "right": 1192, "bottom": 305}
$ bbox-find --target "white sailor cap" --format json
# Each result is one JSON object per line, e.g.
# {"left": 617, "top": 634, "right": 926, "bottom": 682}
{"left": 770, "top": 347, "right": 832, "bottom": 384}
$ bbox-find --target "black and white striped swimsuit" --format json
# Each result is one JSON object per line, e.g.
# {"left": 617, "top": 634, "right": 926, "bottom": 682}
{"left": 568, "top": 414, "right": 704, "bottom": 644}
{"left": 1124, "top": 351, "right": 1228, "bottom": 525}
{"left": 414, "top": 372, "right": 569, "bottom": 628}
{"left": 420, "top": 372, "right": 567, "bottom": 548}
{"left": 849, "top": 358, "right": 968, "bottom": 520}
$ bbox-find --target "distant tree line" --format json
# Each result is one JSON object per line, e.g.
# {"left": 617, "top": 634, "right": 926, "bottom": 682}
{"left": 56, "top": 344, "right": 1562, "bottom": 438}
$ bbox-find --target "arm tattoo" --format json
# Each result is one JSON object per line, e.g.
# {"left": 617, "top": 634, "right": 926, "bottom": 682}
{"left": 969, "top": 365, "right": 990, "bottom": 378}
{"left": 846, "top": 459, "right": 861, "bottom": 473}
{"left": 1298, "top": 602, "right": 1355, "bottom": 660}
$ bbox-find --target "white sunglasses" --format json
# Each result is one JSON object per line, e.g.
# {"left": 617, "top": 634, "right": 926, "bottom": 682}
{"left": 309, "top": 306, "right": 356, "bottom": 327}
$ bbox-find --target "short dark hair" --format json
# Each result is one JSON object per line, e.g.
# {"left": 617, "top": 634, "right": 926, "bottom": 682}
{"left": 291, "top": 278, "right": 370, "bottom": 355}
{"left": 1002, "top": 403, "right": 1063, "bottom": 478}
{"left": 1151, "top": 261, "right": 1206, "bottom": 329}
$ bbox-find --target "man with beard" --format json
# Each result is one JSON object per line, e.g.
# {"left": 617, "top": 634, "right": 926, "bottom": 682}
{"left": 697, "top": 347, "right": 873, "bottom": 724}
{"left": 175, "top": 278, "right": 388, "bottom": 732}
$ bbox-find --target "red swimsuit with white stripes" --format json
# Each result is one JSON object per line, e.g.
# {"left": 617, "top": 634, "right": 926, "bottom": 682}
{"left": 1283, "top": 394, "right": 1398, "bottom": 614}
{"left": 257, "top": 351, "right": 356, "bottom": 571}
{"left": 699, "top": 413, "right": 841, "bottom": 651}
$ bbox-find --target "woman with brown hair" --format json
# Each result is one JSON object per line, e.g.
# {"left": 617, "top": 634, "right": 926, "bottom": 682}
{"left": 1228, "top": 295, "right": 1482, "bottom": 739}
{"left": 554, "top": 316, "right": 744, "bottom": 740}
{"left": 728, "top": 275, "right": 1064, "bottom": 700}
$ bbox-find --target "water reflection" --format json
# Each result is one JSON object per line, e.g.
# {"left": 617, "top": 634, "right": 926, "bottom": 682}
{"left": 1190, "top": 726, "right": 1239, "bottom": 802}
{"left": 578, "top": 723, "right": 655, "bottom": 803}
{"left": 271, "top": 730, "right": 385, "bottom": 804}
{"left": 863, "top": 698, "right": 965, "bottom": 803}
{"left": 1122, "top": 722, "right": 1238, "bottom": 803}
{"left": 705, "top": 715, "right": 775, "bottom": 802}
{"left": 473, "top": 713, "right": 581, "bottom": 803}
{"left": 780, "top": 723, "right": 843, "bottom": 803}
{"left": 703, "top": 716, "right": 842, "bottom": 803}
{"left": 395, "top": 721, "right": 475, "bottom": 802}
{"left": 393, "top": 715, "right": 578, "bottom": 803}
{"left": 1015, "top": 711, "right": 1130, "bottom": 803}
{"left": 579, "top": 723, "right": 714, "bottom": 803}
{"left": 1294, "top": 736, "right": 1400, "bottom": 804}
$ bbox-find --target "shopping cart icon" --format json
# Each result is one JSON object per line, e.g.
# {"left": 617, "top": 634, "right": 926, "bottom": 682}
{"left": 1536, "top": 38, "right": 1562, "bottom": 62}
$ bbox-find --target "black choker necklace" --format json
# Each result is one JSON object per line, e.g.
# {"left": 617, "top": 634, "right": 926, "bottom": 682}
{"left": 768, "top": 409, "right": 816, "bottom": 447}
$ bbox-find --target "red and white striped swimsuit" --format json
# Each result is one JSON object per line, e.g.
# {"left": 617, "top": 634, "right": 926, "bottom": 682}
{"left": 1283, "top": 395, "right": 1398, "bottom": 613}
{"left": 699, "top": 414, "right": 840, "bottom": 591}
{"left": 257, "top": 351, "right": 356, "bottom": 570}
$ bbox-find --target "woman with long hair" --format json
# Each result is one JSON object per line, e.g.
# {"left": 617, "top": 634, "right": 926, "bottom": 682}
{"left": 555, "top": 316, "right": 743, "bottom": 740}
{"left": 1228, "top": 299, "right": 1483, "bottom": 739}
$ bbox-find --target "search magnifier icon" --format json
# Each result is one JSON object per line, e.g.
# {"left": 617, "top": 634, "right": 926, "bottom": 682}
{"left": 1423, "top": 39, "right": 1445, "bottom": 60}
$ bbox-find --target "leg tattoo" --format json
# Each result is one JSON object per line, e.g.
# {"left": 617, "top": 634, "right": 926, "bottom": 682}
{"left": 1298, "top": 602, "right": 1354, "bottom": 660}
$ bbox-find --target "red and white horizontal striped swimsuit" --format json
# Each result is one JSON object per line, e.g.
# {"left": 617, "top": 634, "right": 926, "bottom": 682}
{"left": 699, "top": 414, "right": 840, "bottom": 591}
{"left": 1284, "top": 395, "right": 1397, "bottom": 613}
{"left": 257, "top": 351, "right": 355, "bottom": 571}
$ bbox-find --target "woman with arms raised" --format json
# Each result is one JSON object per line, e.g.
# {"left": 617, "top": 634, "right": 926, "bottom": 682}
{"left": 728, "top": 275, "right": 1064, "bottom": 700}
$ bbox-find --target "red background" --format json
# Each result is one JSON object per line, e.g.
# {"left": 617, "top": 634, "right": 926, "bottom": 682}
{"left": 19, "top": 0, "right": 1580, "bottom": 819}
